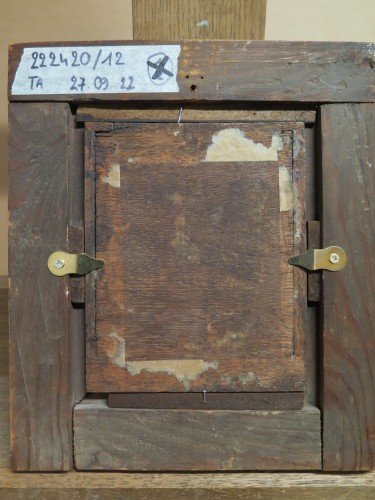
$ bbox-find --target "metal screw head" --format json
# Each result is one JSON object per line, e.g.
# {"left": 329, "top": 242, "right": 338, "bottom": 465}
{"left": 54, "top": 259, "right": 65, "bottom": 269}
{"left": 329, "top": 253, "right": 340, "bottom": 264}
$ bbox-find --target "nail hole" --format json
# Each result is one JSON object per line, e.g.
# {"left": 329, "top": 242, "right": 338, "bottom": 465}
{"left": 200, "top": 76, "right": 204, "bottom": 79}
{"left": 190, "top": 84, "right": 197, "bottom": 91}
{"left": 185, "top": 75, "right": 190, "bottom": 79}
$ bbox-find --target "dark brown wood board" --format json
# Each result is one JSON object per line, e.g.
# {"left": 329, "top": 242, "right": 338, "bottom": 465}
{"left": 108, "top": 392, "right": 304, "bottom": 410}
{"left": 321, "top": 104, "right": 375, "bottom": 471}
{"left": 8, "top": 103, "right": 81, "bottom": 470}
{"left": 8, "top": 42, "right": 375, "bottom": 103}
{"left": 307, "top": 221, "right": 321, "bottom": 302}
{"left": 86, "top": 122, "right": 306, "bottom": 394}
{"left": 74, "top": 399, "right": 321, "bottom": 471}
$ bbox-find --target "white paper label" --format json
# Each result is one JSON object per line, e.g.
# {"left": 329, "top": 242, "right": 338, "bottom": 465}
{"left": 12, "top": 45, "right": 181, "bottom": 95}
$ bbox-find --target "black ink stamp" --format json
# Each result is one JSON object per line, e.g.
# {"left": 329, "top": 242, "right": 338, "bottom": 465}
{"left": 147, "top": 53, "right": 174, "bottom": 85}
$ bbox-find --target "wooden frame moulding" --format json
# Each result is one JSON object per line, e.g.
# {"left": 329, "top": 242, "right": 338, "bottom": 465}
{"left": 8, "top": 41, "right": 375, "bottom": 472}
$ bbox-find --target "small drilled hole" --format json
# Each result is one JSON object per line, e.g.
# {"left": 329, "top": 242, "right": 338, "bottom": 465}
{"left": 200, "top": 76, "right": 204, "bottom": 79}
{"left": 190, "top": 84, "right": 197, "bottom": 91}
{"left": 185, "top": 75, "right": 190, "bottom": 79}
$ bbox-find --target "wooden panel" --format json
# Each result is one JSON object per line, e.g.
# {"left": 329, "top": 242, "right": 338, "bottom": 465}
{"left": 133, "top": 0, "right": 267, "bottom": 41}
{"left": 108, "top": 392, "right": 304, "bottom": 410}
{"left": 77, "top": 106, "right": 317, "bottom": 123}
{"left": 8, "top": 103, "right": 75, "bottom": 471}
{"left": 74, "top": 399, "right": 321, "bottom": 471}
{"left": 8, "top": 42, "right": 375, "bottom": 103}
{"left": 321, "top": 104, "right": 375, "bottom": 471}
{"left": 87, "top": 122, "right": 305, "bottom": 393}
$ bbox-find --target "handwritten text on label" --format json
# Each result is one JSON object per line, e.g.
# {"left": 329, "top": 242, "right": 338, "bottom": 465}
{"left": 12, "top": 45, "right": 181, "bottom": 95}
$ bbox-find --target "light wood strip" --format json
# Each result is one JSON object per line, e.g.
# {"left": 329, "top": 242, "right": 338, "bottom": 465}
{"left": 133, "top": 0, "right": 267, "bottom": 41}
{"left": 1, "top": 467, "right": 375, "bottom": 500}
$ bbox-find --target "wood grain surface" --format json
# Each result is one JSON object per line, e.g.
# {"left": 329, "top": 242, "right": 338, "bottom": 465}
{"left": 321, "top": 104, "right": 375, "bottom": 471}
{"left": 87, "top": 122, "right": 305, "bottom": 394}
{"left": 8, "top": 103, "right": 75, "bottom": 471}
{"left": 8, "top": 41, "right": 375, "bottom": 103}
{"left": 133, "top": 0, "right": 267, "bottom": 40}
{"left": 74, "top": 399, "right": 321, "bottom": 471}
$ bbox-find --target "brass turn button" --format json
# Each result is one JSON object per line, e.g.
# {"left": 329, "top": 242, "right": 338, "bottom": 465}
{"left": 48, "top": 251, "right": 104, "bottom": 277}
{"left": 288, "top": 246, "right": 347, "bottom": 272}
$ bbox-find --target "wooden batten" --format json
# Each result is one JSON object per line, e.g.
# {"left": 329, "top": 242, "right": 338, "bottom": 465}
{"left": 76, "top": 107, "right": 317, "bottom": 124}
{"left": 74, "top": 399, "right": 321, "bottom": 471}
{"left": 8, "top": 42, "right": 375, "bottom": 103}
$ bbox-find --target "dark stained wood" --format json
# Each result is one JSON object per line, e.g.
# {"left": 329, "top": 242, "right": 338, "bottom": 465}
{"left": 68, "top": 129, "right": 84, "bottom": 253}
{"left": 108, "top": 392, "right": 304, "bottom": 410}
{"left": 87, "top": 122, "right": 306, "bottom": 393}
{"left": 8, "top": 103, "right": 76, "bottom": 471}
{"left": 77, "top": 106, "right": 317, "bottom": 124}
{"left": 133, "top": 0, "right": 267, "bottom": 41}
{"left": 291, "top": 127, "right": 307, "bottom": 364}
{"left": 68, "top": 226, "right": 85, "bottom": 305}
{"left": 321, "top": 104, "right": 375, "bottom": 471}
{"left": 70, "top": 278, "right": 85, "bottom": 305}
{"left": 8, "top": 42, "right": 375, "bottom": 103}
{"left": 74, "top": 399, "right": 321, "bottom": 471}
{"left": 84, "top": 125, "right": 100, "bottom": 389}
{"left": 303, "top": 128, "right": 319, "bottom": 405}
{"left": 307, "top": 221, "right": 321, "bottom": 302}
{"left": 68, "top": 128, "right": 86, "bottom": 401}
